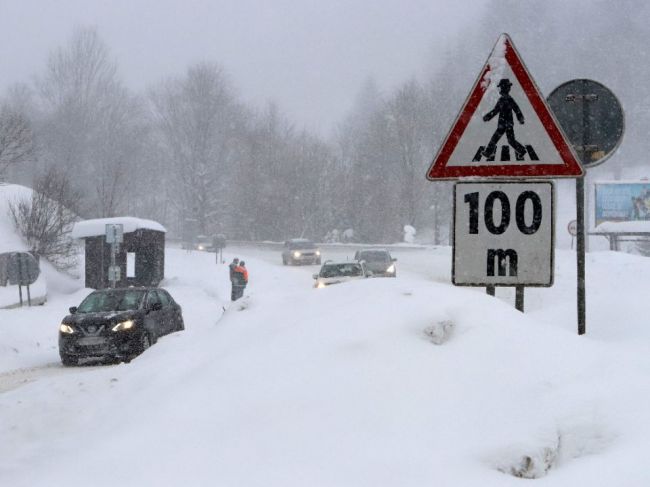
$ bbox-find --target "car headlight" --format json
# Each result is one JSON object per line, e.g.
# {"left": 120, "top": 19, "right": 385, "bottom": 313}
{"left": 197, "top": 245, "right": 205, "bottom": 250}
{"left": 316, "top": 281, "right": 326, "bottom": 289}
{"left": 293, "top": 251, "right": 301, "bottom": 258}
{"left": 387, "top": 264, "right": 395, "bottom": 273}
{"left": 315, "top": 250, "right": 321, "bottom": 256}
{"left": 59, "top": 323, "right": 75, "bottom": 334}
{"left": 112, "top": 320, "right": 135, "bottom": 332}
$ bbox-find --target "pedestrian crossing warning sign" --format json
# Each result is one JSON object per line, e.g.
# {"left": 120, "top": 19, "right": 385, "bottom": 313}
{"left": 426, "top": 34, "right": 583, "bottom": 180}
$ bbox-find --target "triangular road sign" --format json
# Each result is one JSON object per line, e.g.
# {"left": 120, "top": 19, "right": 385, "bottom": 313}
{"left": 427, "top": 34, "right": 583, "bottom": 180}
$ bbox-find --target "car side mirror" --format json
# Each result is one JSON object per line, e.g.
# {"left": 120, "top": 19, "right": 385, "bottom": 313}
{"left": 312, "top": 273, "right": 319, "bottom": 279}
{"left": 152, "top": 302, "right": 163, "bottom": 311}
{"left": 69, "top": 306, "right": 78, "bottom": 314}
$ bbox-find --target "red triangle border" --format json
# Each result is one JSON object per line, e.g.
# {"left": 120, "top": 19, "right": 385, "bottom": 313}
{"left": 427, "top": 35, "right": 583, "bottom": 180}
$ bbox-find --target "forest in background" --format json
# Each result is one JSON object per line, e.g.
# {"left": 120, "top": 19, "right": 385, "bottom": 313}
{"left": 1, "top": 0, "right": 648, "bottom": 244}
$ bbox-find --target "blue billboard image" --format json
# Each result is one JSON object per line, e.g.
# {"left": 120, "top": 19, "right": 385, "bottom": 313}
{"left": 594, "top": 182, "right": 650, "bottom": 225}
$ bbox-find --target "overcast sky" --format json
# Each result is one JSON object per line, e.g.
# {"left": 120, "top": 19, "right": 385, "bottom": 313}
{"left": 0, "top": 0, "right": 485, "bottom": 134}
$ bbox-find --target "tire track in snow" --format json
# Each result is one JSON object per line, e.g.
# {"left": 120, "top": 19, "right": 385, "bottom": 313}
{"left": 0, "top": 362, "right": 105, "bottom": 394}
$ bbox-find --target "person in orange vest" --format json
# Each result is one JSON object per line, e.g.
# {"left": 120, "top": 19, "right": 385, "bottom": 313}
{"left": 232, "top": 261, "right": 248, "bottom": 301}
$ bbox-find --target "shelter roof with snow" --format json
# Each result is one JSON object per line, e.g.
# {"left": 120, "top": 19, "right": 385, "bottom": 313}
{"left": 71, "top": 217, "right": 166, "bottom": 240}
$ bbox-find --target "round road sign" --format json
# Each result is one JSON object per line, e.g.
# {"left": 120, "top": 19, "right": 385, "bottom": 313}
{"left": 567, "top": 219, "right": 577, "bottom": 237}
{"left": 547, "top": 79, "right": 624, "bottom": 169}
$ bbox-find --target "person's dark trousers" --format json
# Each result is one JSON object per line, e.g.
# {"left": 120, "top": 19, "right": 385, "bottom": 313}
{"left": 232, "top": 284, "right": 245, "bottom": 301}
{"left": 230, "top": 282, "right": 238, "bottom": 301}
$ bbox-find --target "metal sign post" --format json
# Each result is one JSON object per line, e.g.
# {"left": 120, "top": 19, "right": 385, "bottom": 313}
{"left": 18, "top": 255, "right": 32, "bottom": 306}
{"left": 105, "top": 224, "right": 124, "bottom": 288}
{"left": 548, "top": 79, "right": 624, "bottom": 335}
{"left": 576, "top": 176, "right": 587, "bottom": 335}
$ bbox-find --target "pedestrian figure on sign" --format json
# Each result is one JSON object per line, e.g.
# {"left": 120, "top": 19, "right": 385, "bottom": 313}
{"left": 232, "top": 261, "right": 248, "bottom": 301}
{"left": 229, "top": 257, "right": 239, "bottom": 301}
{"left": 482, "top": 78, "right": 526, "bottom": 161}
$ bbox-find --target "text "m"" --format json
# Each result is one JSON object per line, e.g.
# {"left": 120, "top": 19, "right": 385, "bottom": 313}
{"left": 486, "top": 249, "right": 518, "bottom": 276}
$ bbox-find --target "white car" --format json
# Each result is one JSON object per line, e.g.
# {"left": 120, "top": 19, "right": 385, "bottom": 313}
{"left": 313, "top": 261, "right": 370, "bottom": 288}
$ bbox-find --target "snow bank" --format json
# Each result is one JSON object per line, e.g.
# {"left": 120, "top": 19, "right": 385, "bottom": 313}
{"left": 71, "top": 216, "right": 166, "bottom": 239}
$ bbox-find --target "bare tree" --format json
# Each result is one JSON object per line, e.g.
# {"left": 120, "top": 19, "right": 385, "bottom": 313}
{"left": 36, "top": 27, "right": 143, "bottom": 217}
{"left": 150, "top": 63, "right": 243, "bottom": 236}
{"left": 0, "top": 105, "right": 34, "bottom": 180}
{"left": 9, "top": 168, "right": 81, "bottom": 271}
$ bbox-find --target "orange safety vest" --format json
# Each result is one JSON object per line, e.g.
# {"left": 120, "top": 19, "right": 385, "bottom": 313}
{"left": 234, "top": 266, "right": 248, "bottom": 283}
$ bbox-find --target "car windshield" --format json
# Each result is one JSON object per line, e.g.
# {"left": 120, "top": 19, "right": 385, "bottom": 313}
{"left": 288, "top": 240, "right": 316, "bottom": 250}
{"left": 77, "top": 290, "right": 145, "bottom": 313}
{"left": 358, "top": 251, "right": 390, "bottom": 262}
{"left": 320, "top": 264, "right": 363, "bottom": 278}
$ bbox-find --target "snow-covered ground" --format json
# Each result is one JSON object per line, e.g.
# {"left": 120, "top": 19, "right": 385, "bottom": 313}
{"left": 1, "top": 185, "right": 649, "bottom": 485}
{"left": 0, "top": 241, "right": 649, "bottom": 486}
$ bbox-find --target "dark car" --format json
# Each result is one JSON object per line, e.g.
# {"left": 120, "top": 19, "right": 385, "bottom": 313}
{"left": 282, "top": 238, "right": 321, "bottom": 265}
{"left": 353, "top": 249, "right": 397, "bottom": 277}
{"left": 58, "top": 287, "right": 184, "bottom": 365}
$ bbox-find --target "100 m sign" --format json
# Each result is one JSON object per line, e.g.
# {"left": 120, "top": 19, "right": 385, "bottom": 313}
{"left": 453, "top": 182, "right": 554, "bottom": 287}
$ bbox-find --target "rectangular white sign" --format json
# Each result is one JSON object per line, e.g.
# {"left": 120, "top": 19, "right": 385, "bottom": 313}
{"left": 453, "top": 181, "right": 554, "bottom": 286}
{"left": 105, "top": 224, "right": 124, "bottom": 244}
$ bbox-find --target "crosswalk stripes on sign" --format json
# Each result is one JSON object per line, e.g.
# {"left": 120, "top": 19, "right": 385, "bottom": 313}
{"left": 473, "top": 144, "right": 539, "bottom": 162}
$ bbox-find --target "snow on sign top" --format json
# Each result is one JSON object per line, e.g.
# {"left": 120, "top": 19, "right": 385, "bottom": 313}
{"left": 426, "top": 34, "right": 583, "bottom": 180}
{"left": 71, "top": 217, "right": 167, "bottom": 239}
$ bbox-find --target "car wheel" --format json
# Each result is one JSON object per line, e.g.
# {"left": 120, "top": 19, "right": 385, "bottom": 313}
{"left": 177, "top": 316, "right": 185, "bottom": 331}
{"left": 60, "top": 354, "right": 78, "bottom": 366}
{"left": 137, "top": 332, "right": 151, "bottom": 355}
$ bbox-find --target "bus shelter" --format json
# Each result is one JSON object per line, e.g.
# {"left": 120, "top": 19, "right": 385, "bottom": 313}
{"left": 72, "top": 217, "right": 166, "bottom": 289}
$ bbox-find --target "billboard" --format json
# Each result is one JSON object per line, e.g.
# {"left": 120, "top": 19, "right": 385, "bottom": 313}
{"left": 594, "top": 181, "right": 650, "bottom": 226}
